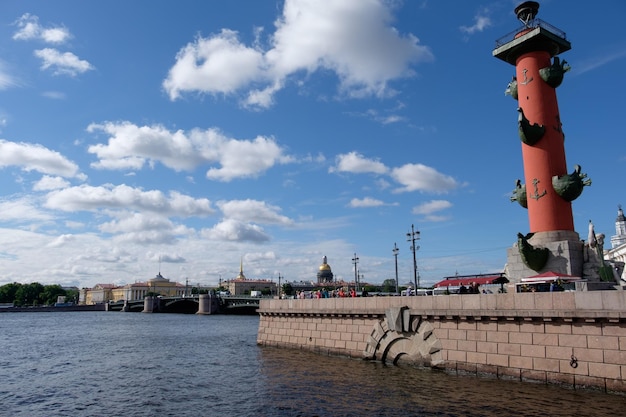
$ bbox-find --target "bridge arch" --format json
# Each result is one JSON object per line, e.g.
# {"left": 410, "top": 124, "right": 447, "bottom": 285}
{"left": 163, "top": 298, "right": 199, "bottom": 314}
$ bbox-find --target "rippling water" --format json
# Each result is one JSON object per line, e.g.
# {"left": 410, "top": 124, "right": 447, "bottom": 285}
{"left": 0, "top": 312, "right": 623, "bottom": 416}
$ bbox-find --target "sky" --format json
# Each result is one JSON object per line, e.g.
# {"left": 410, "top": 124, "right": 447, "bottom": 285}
{"left": 0, "top": 0, "right": 625, "bottom": 290}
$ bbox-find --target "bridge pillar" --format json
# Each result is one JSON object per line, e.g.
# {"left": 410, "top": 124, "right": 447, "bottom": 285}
{"left": 143, "top": 296, "right": 157, "bottom": 313}
{"left": 122, "top": 300, "right": 130, "bottom": 312}
{"left": 197, "top": 293, "right": 218, "bottom": 315}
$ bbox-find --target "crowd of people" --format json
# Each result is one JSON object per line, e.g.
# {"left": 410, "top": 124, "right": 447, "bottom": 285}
{"left": 291, "top": 288, "right": 360, "bottom": 299}
{"left": 458, "top": 282, "right": 480, "bottom": 294}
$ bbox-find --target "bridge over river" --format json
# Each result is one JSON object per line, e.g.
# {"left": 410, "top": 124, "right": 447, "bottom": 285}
{"left": 106, "top": 294, "right": 260, "bottom": 315}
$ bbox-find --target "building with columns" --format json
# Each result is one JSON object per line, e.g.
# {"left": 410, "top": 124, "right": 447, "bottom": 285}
{"left": 79, "top": 272, "right": 185, "bottom": 304}
{"left": 111, "top": 272, "right": 186, "bottom": 301}
{"left": 606, "top": 205, "right": 626, "bottom": 282}
{"left": 610, "top": 205, "right": 626, "bottom": 248}
{"left": 81, "top": 283, "right": 115, "bottom": 305}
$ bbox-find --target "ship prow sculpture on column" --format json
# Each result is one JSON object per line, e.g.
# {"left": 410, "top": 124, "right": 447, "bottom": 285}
{"left": 493, "top": 2, "right": 617, "bottom": 289}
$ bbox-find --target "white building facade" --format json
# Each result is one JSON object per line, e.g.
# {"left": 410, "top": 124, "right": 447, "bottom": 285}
{"left": 606, "top": 205, "right": 626, "bottom": 282}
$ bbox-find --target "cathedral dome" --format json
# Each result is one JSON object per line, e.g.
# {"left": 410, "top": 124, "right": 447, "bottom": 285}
{"left": 317, "top": 256, "right": 334, "bottom": 283}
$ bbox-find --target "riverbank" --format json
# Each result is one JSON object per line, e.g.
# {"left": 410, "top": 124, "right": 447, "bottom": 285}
{"left": 257, "top": 290, "right": 626, "bottom": 393}
{"left": 0, "top": 304, "right": 106, "bottom": 313}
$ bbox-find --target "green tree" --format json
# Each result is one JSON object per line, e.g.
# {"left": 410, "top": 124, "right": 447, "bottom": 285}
{"left": 14, "top": 282, "right": 44, "bottom": 306}
{"left": 0, "top": 282, "right": 21, "bottom": 303}
{"left": 41, "top": 284, "right": 67, "bottom": 305}
{"left": 381, "top": 279, "right": 397, "bottom": 293}
{"left": 282, "top": 283, "right": 294, "bottom": 296}
{"left": 64, "top": 288, "right": 79, "bottom": 304}
{"left": 362, "top": 285, "right": 377, "bottom": 293}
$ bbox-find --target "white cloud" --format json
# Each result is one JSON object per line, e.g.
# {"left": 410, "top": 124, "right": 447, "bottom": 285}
{"left": 375, "top": 178, "right": 391, "bottom": 190}
{"left": 0, "top": 139, "right": 82, "bottom": 178}
{"left": 146, "top": 252, "right": 186, "bottom": 264}
{"left": 0, "top": 196, "right": 54, "bottom": 222}
{"left": 41, "top": 91, "right": 66, "bottom": 100}
{"left": 411, "top": 200, "right": 452, "bottom": 222}
{"left": 69, "top": 246, "right": 137, "bottom": 266}
{"left": 87, "top": 122, "right": 290, "bottom": 181}
{"left": 460, "top": 10, "right": 492, "bottom": 35}
{"left": 87, "top": 122, "right": 203, "bottom": 171}
{"left": 34, "top": 48, "right": 94, "bottom": 76}
{"left": 412, "top": 199, "right": 452, "bottom": 215}
{"left": 12, "top": 14, "right": 72, "bottom": 44}
{"left": 163, "top": 29, "right": 266, "bottom": 101}
{"left": 64, "top": 220, "right": 84, "bottom": 229}
{"left": 379, "top": 115, "right": 404, "bottom": 125}
{"left": 0, "top": 60, "right": 20, "bottom": 90}
{"left": 331, "top": 153, "right": 459, "bottom": 196}
{"left": 244, "top": 251, "right": 277, "bottom": 263}
{"left": 47, "top": 234, "right": 76, "bottom": 248}
{"left": 217, "top": 199, "right": 294, "bottom": 225}
{"left": 391, "top": 163, "right": 458, "bottom": 193}
{"left": 205, "top": 135, "right": 288, "bottom": 181}
{"left": 44, "top": 184, "right": 215, "bottom": 217}
{"left": 168, "top": 192, "right": 215, "bottom": 217}
{"left": 100, "top": 212, "right": 191, "bottom": 245}
{"left": 12, "top": 14, "right": 91, "bottom": 78}
{"left": 575, "top": 47, "right": 626, "bottom": 75}
{"left": 100, "top": 212, "right": 173, "bottom": 234}
{"left": 349, "top": 197, "right": 386, "bottom": 208}
{"left": 113, "top": 229, "right": 180, "bottom": 245}
{"left": 330, "top": 151, "right": 388, "bottom": 174}
{"left": 268, "top": 0, "right": 432, "bottom": 98}
{"left": 163, "top": 0, "right": 433, "bottom": 108}
{"left": 33, "top": 175, "right": 70, "bottom": 191}
{"left": 201, "top": 218, "right": 270, "bottom": 242}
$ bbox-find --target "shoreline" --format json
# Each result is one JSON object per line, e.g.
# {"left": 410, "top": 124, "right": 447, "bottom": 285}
{"left": 0, "top": 304, "right": 106, "bottom": 313}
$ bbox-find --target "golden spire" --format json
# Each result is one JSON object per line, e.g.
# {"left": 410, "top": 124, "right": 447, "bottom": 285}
{"left": 237, "top": 256, "right": 246, "bottom": 280}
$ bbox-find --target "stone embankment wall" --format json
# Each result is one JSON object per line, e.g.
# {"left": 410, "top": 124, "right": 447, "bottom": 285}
{"left": 257, "top": 291, "right": 626, "bottom": 393}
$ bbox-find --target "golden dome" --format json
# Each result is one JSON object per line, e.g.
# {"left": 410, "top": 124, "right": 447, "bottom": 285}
{"left": 318, "top": 255, "right": 331, "bottom": 271}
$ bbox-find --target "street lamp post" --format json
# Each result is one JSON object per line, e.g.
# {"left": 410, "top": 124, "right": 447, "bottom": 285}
{"left": 406, "top": 224, "right": 421, "bottom": 292}
{"left": 392, "top": 242, "right": 399, "bottom": 294}
{"left": 352, "top": 253, "right": 359, "bottom": 292}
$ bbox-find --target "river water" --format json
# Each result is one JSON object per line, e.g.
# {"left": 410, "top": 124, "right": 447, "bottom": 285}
{"left": 0, "top": 312, "right": 623, "bottom": 417}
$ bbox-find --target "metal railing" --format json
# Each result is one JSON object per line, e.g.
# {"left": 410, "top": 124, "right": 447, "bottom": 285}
{"left": 494, "top": 18, "right": 567, "bottom": 48}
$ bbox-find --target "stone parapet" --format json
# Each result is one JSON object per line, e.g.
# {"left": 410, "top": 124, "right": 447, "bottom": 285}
{"left": 259, "top": 291, "right": 626, "bottom": 317}
{"left": 257, "top": 291, "right": 626, "bottom": 393}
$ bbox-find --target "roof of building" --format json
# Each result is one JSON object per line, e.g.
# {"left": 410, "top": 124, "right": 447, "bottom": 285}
{"left": 433, "top": 274, "right": 508, "bottom": 288}
{"left": 94, "top": 283, "right": 117, "bottom": 289}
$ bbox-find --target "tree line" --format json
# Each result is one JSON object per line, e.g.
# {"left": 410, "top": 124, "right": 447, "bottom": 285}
{"left": 0, "top": 282, "right": 79, "bottom": 307}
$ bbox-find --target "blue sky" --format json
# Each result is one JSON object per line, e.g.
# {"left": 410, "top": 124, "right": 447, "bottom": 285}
{"left": 0, "top": 0, "right": 625, "bottom": 289}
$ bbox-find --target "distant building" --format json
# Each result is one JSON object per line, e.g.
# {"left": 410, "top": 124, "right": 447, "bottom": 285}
{"left": 222, "top": 259, "right": 277, "bottom": 296}
{"left": 111, "top": 273, "right": 185, "bottom": 301}
{"left": 83, "top": 283, "right": 116, "bottom": 305}
{"left": 606, "top": 205, "right": 626, "bottom": 282}
{"left": 316, "top": 256, "right": 334, "bottom": 284}
{"left": 610, "top": 205, "right": 626, "bottom": 249}
{"left": 80, "top": 272, "right": 185, "bottom": 304}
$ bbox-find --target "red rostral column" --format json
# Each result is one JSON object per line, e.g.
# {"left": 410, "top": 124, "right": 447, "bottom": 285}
{"left": 493, "top": 2, "right": 574, "bottom": 233}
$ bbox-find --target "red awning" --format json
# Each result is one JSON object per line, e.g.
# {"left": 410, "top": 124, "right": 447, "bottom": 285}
{"left": 522, "top": 271, "right": 581, "bottom": 283}
{"left": 433, "top": 275, "right": 508, "bottom": 288}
